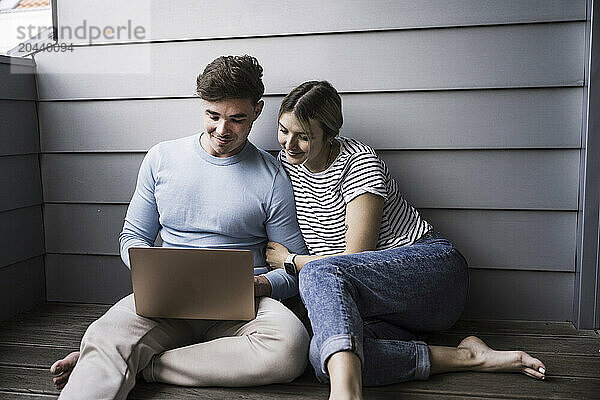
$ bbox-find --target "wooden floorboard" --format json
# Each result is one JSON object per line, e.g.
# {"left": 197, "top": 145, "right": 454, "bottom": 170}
{"left": 0, "top": 391, "right": 58, "bottom": 399}
{"left": 2, "top": 365, "right": 599, "bottom": 400}
{"left": 447, "top": 319, "right": 597, "bottom": 338}
{"left": 0, "top": 303, "right": 598, "bottom": 400}
{"left": 0, "top": 344, "right": 79, "bottom": 368}
{"left": 369, "top": 373, "right": 600, "bottom": 399}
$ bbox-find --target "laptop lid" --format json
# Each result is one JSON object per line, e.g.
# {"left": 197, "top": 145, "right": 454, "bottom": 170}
{"left": 129, "top": 247, "right": 255, "bottom": 320}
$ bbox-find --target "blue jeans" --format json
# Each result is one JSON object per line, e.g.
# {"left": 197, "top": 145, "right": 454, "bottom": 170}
{"left": 298, "top": 231, "right": 469, "bottom": 386}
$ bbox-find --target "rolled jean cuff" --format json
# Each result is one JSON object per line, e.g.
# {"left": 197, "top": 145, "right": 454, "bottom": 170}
{"left": 414, "top": 340, "right": 430, "bottom": 380}
{"left": 320, "top": 334, "right": 364, "bottom": 377}
{"left": 141, "top": 354, "right": 157, "bottom": 383}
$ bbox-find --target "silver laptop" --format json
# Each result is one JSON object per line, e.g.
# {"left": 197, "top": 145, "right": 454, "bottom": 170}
{"left": 129, "top": 247, "right": 255, "bottom": 320}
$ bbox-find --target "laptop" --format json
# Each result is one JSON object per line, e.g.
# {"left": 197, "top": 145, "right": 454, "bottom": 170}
{"left": 129, "top": 247, "right": 256, "bottom": 320}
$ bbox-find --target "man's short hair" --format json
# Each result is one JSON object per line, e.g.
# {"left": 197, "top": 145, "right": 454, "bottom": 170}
{"left": 196, "top": 55, "right": 265, "bottom": 105}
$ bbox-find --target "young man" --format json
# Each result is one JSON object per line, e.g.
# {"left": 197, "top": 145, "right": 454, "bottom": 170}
{"left": 50, "top": 55, "right": 310, "bottom": 399}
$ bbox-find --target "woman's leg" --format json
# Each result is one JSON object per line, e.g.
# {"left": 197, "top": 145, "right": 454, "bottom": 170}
{"left": 360, "top": 319, "right": 546, "bottom": 380}
{"left": 300, "top": 232, "right": 545, "bottom": 399}
{"left": 319, "top": 336, "right": 546, "bottom": 400}
{"left": 141, "top": 296, "right": 310, "bottom": 386}
{"left": 300, "top": 233, "right": 469, "bottom": 386}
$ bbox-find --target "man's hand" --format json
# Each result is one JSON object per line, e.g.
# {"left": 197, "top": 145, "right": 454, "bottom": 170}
{"left": 254, "top": 275, "right": 272, "bottom": 297}
{"left": 266, "top": 241, "right": 290, "bottom": 269}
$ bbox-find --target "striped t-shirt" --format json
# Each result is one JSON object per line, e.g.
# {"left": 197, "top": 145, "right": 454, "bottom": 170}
{"left": 279, "top": 136, "right": 432, "bottom": 256}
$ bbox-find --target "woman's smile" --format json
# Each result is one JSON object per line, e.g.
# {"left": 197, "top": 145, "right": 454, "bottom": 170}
{"left": 285, "top": 149, "right": 304, "bottom": 158}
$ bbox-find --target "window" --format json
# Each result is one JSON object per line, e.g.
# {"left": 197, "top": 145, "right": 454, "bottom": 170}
{"left": 0, "top": 0, "right": 55, "bottom": 56}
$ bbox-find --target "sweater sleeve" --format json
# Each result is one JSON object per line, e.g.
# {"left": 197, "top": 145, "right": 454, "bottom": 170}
{"left": 119, "top": 146, "right": 161, "bottom": 268}
{"left": 263, "top": 167, "right": 308, "bottom": 300}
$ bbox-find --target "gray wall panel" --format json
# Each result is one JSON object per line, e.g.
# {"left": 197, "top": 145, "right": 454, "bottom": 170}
{"left": 0, "top": 206, "right": 44, "bottom": 268}
{"left": 58, "top": 0, "right": 585, "bottom": 44}
{"left": 0, "top": 155, "right": 42, "bottom": 212}
{"left": 381, "top": 150, "right": 579, "bottom": 210}
{"left": 41, "top": 150, "right": 579, "bottom": 209}
{"left": 0, "top": 257, "right": 45, "bottom": 322}
{"left": 44, "top": 203, "right": 576, "bottom": 273}
{"left": 464, "top": 269, "right": 574, "bottom": 320}
{"left": 1, "top": 54, "right": 43, "bottom": 321}
{"left": 45, "top": 254, "right": 132, "bottom": 303}
{"left": 43, "top": 253, "right": 573, "bottom": 320}
{"left": 420, "top": 209, "right": 576, "bottom": 271}
{"left": 41, "top": 153, "right": 143, "bottom": 203}
{"left": 44, "top": 204, "right": 126, "bottom": 255}
{"left": 0, "top": 63, "right": 37, "bottom": 100}
{"left": 0, "top": 100, "right": 39, "bottom": 156}
{"left": 39, "top": 88, "right": 582, "bottom": 152}
{"left": 36, "top": 23, "right": 584, "bottom": 100}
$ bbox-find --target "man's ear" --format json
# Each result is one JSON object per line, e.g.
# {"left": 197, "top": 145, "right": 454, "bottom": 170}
{"left": 253, "top": 100, "right": 264, "bottom": 120}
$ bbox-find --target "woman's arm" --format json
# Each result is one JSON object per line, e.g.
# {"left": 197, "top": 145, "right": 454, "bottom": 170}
{"left": 266, "top": 192, "right": 384, "bottom": 272}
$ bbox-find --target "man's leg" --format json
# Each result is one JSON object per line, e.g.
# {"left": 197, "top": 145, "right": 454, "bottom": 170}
{"left": 142, "top": 296, "right": 310, "bottom": 386}
{"left": 58, "top": 293, "right": 192, "bottom": 400}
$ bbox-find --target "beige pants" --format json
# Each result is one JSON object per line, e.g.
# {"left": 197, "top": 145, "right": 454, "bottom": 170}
{"left": 59, "top": 294, "right": 309, "bottom": 400}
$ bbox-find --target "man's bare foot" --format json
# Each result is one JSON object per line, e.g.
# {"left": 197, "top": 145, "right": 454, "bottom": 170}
{"left": 458, "top": 336, "right": 546, "bottom": 380}
{"left": 50, "top": 351, "right": 80, "bottom": 390}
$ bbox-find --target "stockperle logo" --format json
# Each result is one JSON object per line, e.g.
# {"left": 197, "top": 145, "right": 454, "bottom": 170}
{"left": 17, "top": 19, "right": 146, "bottom": 44}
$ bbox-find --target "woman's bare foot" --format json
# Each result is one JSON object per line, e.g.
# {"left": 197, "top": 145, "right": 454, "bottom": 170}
{"left": 50, "top": 351, "right": 80, "bottom": 390}
{"left": 457, "top": 336, "right": 546, "bottom": 380}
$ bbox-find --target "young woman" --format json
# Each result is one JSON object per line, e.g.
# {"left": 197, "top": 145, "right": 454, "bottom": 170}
{"left": 266, "top": 81, "right": 546, "bottom": 400}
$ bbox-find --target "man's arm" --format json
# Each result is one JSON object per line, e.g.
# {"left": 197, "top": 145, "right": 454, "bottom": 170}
{"left": 119, "top": 146, "right": 161, "bottom": 268}
{"left": 262, "top": 168, "right": 308, "bottom": 300}
{"left": 253, "top": 275, "right": 272, "bottom": 297}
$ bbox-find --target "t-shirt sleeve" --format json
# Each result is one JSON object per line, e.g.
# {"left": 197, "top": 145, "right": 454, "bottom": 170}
{"left": 263, "top": 166, "right": 308, "bottom": 300}
{"left": 118, "top": 145, "right": 161, "bottom": 268}
{"left": 341, "top": 152, "right": 388, "bottom": 204}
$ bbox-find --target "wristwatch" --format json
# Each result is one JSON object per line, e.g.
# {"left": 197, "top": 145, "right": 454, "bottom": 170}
{"left": 284, "top": 253, "right": 298, "bottom": 276}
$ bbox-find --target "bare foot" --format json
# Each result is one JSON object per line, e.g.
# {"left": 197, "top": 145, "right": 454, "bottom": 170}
{"left": 458, "top": 336, "right": 546, "bottom": 380}
{"left": 50, "top": 351, "right": 80, "bottom": 390}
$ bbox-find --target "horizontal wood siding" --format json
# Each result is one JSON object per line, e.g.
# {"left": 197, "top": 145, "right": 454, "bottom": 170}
{"left": 419, "top": 209, "right": 577, "bottom": 271}
{"left": 0, "top": 257, "right": 45, "bottom": 321}
{"left": 0, "top": 155, "right": 43, "bottom": 212}
{"left": 33, "top": 3, "right": 585, "bottom": 320}
{"left": 41, "top": 150, "right": 579, "bottom": 210}
{"left": 0, "top": 206, "right": 44, "bottom": 268}
{"left": 43, "top": 203, "right": 575, "bottom": 272}
{"left": 465, "top": 269, "right": 574, "bottom": 320}
{"left": 44, "top": 204, "right": 126, "bottom": 255}
{"left": 0, "top": 63, "right": 37, "bottom": 101}
{"left": 43, "top": 253, "right": 574, "bottom": 320}
{"left": 0, "top": 57, "right": 45, "bottom": 322}
{"left": 0, "top": 100, "right": 39, "bottom": 156}
{"left": 45, "top": 254, "right": 132, "bottom": 303}
{"left": 57, "top": 0, "right": 585, "bottom": 44}
{"left": 36, "top": 23, "right": 584, "bottom": 100}
{"left": 38, "top": 88, "right": 582, "bottom": 152}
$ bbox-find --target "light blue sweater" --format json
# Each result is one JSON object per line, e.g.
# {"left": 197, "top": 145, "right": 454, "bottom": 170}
{"left": 119, "top": 133, "right": 307, "bottom": 300}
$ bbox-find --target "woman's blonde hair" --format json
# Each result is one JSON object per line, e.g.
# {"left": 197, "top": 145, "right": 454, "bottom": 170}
{"left": 278, "top": 81, "right": 343, "bottom": 143}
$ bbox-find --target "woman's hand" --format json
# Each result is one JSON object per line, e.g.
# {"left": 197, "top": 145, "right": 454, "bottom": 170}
{"left": 266, "top": 241, "right": 290, "bottom": 269}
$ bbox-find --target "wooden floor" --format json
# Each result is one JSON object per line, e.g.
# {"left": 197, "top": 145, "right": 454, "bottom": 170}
{"left": 0, "top": 303, "right": 599, "bottom": 399}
